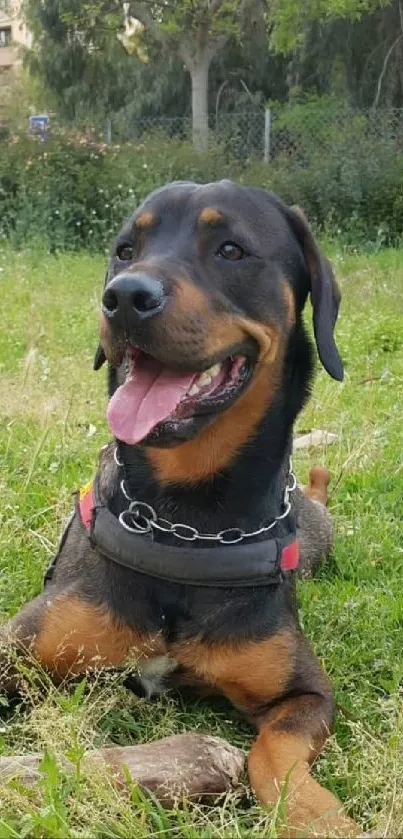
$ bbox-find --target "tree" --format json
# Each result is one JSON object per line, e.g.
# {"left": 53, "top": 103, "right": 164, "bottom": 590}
{"left": 269, "top": 0, "right": 399, "bottom": 111}
{"left": 53, "top": 0, "right": 268, "bottom": 151}
{"left": 129, "top": 1, "right": 269, "bottom": 149}
{"left": 23, "top": 0, "right": 397, "bottom": 146}
{"left": 24, "top": 0, "right": 146, "bottom": 124}
{"left": 270, "top": 0, "right": 393, "bottom": 52}
{"left": 23, "top": 0, "right": 287, "bottom": 136}
{"left": 88, "top": 0, "right": 393, "bottom": 147}
{"left": 285, "top": 0, "right": 403, "bottom": 109}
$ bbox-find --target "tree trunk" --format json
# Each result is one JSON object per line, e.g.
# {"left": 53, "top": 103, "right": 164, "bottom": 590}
{"left": 190, "top": 57, "right": 210, "bottom": 152}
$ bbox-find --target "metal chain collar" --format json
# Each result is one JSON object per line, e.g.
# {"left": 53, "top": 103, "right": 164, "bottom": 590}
{"left": 114, "top": 447, "right": 297, "bottom": 546}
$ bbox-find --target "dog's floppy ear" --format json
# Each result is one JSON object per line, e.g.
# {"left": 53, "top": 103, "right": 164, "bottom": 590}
{"left": 93, "top": 344, "right": 106, "bottom": 371}
{"left": 93, "top": 268, "right": 110, "bottom": 371}
{"left": 289, "top": 206, "right": 344, "bottom": 381}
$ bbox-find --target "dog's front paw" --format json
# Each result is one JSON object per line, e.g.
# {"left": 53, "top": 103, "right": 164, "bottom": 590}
{"left": 277, "top": 776, "right": 359, "bottom": 838}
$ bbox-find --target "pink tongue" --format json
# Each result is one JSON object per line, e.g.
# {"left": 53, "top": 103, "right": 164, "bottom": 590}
{"left": 107, "top": 359, "right": 197, "bottom": 444}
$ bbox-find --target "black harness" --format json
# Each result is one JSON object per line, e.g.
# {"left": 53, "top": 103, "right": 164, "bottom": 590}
{"left": 45, "top": 472, "right": 300, "bottom": 589}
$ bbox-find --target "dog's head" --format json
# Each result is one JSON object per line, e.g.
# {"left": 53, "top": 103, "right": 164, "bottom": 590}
{"left": 96, "top": 181, "right": 343, "bottom": 461}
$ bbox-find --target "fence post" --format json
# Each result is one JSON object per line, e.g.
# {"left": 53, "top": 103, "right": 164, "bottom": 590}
{"left": 263, "top": 108, "right": 271, "bottom": 163}
{"left": 105, "top": 118, "right": 112, "bottom": 144}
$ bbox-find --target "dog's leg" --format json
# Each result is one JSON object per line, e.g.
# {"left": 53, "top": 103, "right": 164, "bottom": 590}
{"left": 246, "top": 641, "right": 358, "bottom": 838}
{"left": 0, "top": 592, "right": 163, "bottom": 690}
{"left": 247, "top": 696, "right": 358, "bottom": 837}
{"left": 175, "top": 631, "right": 358, "bottom": 838}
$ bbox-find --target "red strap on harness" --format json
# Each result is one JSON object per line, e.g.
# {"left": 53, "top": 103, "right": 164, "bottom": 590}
{"left": 79, "top": 483, "right": 95, "bottom": 531}
{"left": 280, "top": 539, "right": 300, "bottom": 571}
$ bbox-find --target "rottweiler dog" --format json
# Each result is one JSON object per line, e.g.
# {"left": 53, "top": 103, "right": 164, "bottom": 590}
{"left": 1, "top": 181, "right": 358, "bottom": 836}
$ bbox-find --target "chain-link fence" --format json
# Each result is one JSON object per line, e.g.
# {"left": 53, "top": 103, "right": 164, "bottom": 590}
{"left": 106, "top": 109, "right": 266, "bottom": 161}
{"left": 269, "top": 105, "right": 403, "bottom": 161}
{"left": 31, "top": 104, "right": 403, "bottom": 164}
{"left": 97, "top": 105, "right": 403, "bottom": 165}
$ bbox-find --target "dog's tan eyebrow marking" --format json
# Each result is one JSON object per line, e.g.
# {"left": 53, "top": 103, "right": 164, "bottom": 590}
{"left": 199, "top": 207, "right": 223, "bottom": 226}
{"left": 135, "top": 211, "right": 155, "bottom": 230}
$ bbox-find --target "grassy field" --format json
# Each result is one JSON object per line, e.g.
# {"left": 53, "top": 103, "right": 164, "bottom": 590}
{"left": 0, "top": 243, "right": 403, "bottom": 837}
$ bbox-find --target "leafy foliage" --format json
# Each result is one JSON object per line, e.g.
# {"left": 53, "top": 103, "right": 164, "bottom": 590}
{"left": 271, "top": 0, "right": 393, "bottom": 51}
{"left": 0, "top": 132, "right": 236, "bottom": 250}
{"left": 24, "top": 0, "right": 140, "bottom": 122}
{"left": 23, "top": 1, "right": 272, "bottom": 148}
{"left": 22, "top": 0, "right": 403, "bottom": 131}
{"left": 1, "top": 96, "right": 403, "bottom": 252}
{"left": 247, "top": 95, "right": 403, "bottom": 247}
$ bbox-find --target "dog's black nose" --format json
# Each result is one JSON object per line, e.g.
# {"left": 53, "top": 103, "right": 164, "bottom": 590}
{"left": 102, "top": 273, "right": 165, "bottom": 320}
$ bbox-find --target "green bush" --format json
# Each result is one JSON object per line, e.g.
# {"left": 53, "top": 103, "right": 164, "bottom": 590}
{"left": 1, "top": 101, "right": 403, "bottom": 251}
{"left": 246, "top": 96, "right": 403, "bottom": 248}
{"left": 0, "top": 132, "right": 238, "bottom": 252}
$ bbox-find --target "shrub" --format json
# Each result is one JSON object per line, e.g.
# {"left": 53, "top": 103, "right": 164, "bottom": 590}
{"left": 1, "top": 100, "right": 403, "bottom": 252}
{"left": 246, "top": 96, "right": 403, "bottom": 248}
{"left": 0, "top": 132, "right": 238, "bottom": 252}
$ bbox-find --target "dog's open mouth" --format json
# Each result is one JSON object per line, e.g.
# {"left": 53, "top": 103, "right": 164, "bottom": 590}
{"left": 107, "top": 348, "right": 254, "bottom": 445}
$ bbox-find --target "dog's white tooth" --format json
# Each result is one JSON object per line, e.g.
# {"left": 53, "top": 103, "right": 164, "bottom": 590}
{"left": 188, "top": 383, "right": 200, "bottom": 396}
{"left": 198, "top": 372, "right": 212, "bottom": 387}
{"left": 208, "top": 363, "right": 221, "bottom": 378}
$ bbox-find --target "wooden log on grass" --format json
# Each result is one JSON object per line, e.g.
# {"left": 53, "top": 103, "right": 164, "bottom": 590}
{"left": 294, "top": 429, "right": 339, "bottom": 450}
{"left": 0, "top": 733, "right": 245, "bottom": 807}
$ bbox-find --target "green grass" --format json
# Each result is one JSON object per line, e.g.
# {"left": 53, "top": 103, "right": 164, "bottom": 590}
{"left": 1, "top": 243, "right": 403, "bottom": 836}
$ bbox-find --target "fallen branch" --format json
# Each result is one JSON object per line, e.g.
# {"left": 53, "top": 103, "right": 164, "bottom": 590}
{"left": 0, "top": 733, "right": 245, "bottom": 807}
{"left": 294, "top": 429, "right": 339, "bottom": 450}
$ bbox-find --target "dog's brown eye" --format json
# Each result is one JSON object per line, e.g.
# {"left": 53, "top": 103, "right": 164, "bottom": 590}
{"left": 218, "top": 242, "right": 245, "bottom": 261}
{"left": 116, "top": 243, "right": 134, "bottom": 262}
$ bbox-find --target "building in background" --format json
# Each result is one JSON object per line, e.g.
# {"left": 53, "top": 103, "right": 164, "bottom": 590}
{"left": 0, "top": 1, "right": 32, "bottom": 77}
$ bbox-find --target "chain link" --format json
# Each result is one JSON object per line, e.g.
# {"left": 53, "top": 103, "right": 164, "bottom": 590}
{"left": 116, "top": 448, "right": 296, "bottom": 545}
